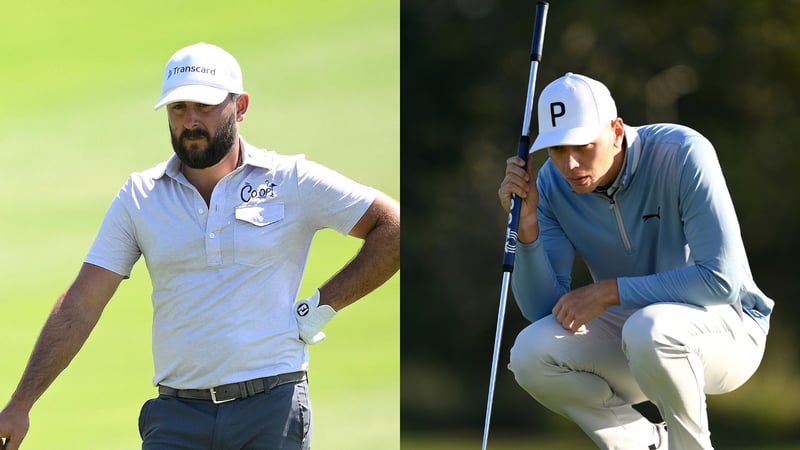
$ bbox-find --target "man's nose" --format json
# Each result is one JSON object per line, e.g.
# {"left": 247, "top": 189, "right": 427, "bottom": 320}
{"left": 183, "top": 106, "right": 201, "bottom": 128}
{"left": 566, "top": 151, "right": 580, "bottom": 171}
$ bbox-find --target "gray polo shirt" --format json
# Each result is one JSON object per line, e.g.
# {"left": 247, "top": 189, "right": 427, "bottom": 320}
{"left": 86, "top": 139, "right": 376, "bottom": 389}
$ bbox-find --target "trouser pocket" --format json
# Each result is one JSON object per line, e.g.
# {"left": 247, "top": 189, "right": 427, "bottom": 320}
{"left": 138, "top": 398, "right": 157, "bottom": 440}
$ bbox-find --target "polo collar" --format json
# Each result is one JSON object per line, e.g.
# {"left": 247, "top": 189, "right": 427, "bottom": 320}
{"left": 592, "top": 125, "right": 642, "bottom": 197}
{"left": 156, "top": 136, "right": 274, "bottom": 180}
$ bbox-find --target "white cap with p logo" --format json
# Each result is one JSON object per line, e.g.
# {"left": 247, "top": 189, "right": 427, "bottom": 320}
{"left": 530, "top": 72, "right": 617, "bottom": 153}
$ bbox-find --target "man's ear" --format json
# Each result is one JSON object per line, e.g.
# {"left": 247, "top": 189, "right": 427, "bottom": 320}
{"left": 612, "top": 117, "right": 624, "bottom": 147}
{"left": 236, "top": 93, "right": 250, "bottom": 122}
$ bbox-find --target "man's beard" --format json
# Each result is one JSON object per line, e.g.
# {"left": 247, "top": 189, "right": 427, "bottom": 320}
{"left": 170, "top": 113, "right": 237, "bottom": 169}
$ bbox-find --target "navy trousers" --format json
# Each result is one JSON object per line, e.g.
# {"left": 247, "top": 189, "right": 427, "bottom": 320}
{"left": 139, "top": 380, "right": 311, "bottom": 449}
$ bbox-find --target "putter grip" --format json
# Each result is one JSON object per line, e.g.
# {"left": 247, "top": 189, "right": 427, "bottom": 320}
{"left": 501, "top": 135, "right": 531, "bottom": 272}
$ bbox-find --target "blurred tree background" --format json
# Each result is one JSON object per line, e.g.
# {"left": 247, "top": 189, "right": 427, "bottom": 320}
{"left": 401, "top": 0, "right": 800, "bottom": 447}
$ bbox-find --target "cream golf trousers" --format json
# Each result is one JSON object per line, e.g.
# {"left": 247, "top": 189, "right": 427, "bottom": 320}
{"left": 509, "top": 303, "right": 766, "bottom": 450}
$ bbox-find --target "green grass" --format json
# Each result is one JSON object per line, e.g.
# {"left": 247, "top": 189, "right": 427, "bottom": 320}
{"left": 0, "top": 1, "right": 398, "bottom": 449}
{"left": 402, "top": 432, "right": 596, "bottom": 450}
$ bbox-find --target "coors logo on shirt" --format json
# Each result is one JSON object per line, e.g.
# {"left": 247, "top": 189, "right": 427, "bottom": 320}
{"left": 240, "top": 180, "right": 278, "bottom": 203}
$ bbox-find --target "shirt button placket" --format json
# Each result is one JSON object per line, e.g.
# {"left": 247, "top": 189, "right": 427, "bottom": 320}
{"left": 205, "top": 203, "right": 223, "bottom": 266}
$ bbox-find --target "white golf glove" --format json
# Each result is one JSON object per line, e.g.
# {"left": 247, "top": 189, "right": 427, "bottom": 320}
{"left": 295, "top": 289, "right": 337, "bottom": 345}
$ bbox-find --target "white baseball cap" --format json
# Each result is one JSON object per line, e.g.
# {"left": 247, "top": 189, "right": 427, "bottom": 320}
{"left": 154, "top": 42, "right": 244, "bottom": 110}
{"left": 530, "top": 73, "right": 617, "bottom": 153}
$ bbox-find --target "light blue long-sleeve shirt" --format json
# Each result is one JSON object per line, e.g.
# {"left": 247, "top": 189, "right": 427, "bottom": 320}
{"left": 512, "top": 123, "right": 773, "bottom": 333}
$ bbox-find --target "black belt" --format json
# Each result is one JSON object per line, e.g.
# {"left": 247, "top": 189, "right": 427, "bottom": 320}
{"left": 158, "top": 371, "right": 307, "bottom": 404}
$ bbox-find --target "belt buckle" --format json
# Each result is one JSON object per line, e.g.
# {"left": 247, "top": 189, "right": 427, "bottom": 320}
{"left": 210, "top": 387, "right": 236, "bottom": 404}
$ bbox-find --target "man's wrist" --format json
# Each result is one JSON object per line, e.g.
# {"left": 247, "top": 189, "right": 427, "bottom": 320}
{"left": 602, "top": 278, "right": 621, "bottom": 307}
{"left": 7, "top": 393, "right": 34, "bottom": 413}
{"left": 517, "top": 217, "right": 539, "bottom": 244}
